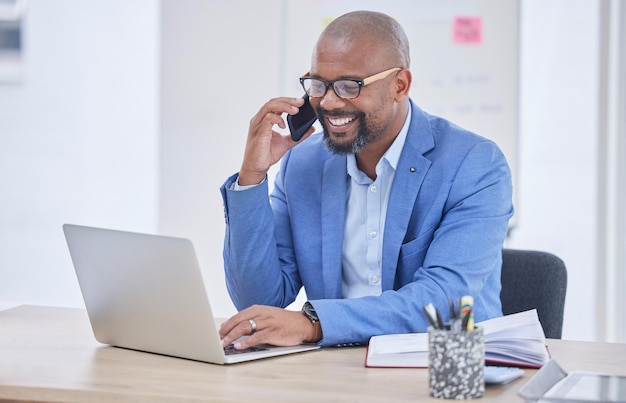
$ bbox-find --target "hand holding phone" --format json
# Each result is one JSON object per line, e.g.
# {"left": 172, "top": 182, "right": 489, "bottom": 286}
{"left": 287, "top": 94, "right": 317, "bottom": 142}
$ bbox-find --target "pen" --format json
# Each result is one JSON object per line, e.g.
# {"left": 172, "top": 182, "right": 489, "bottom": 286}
{"left": 435, "top": 306, "right": 445, "bottom": 329}
{"left": 449, "top": 298, "right": 458, "bottom": 320}
{"left": 449, "top": 298, "right": 462, "bottom": 333}
{"left": 423, "top": 303, "right": 440, "bottom": 329}
{"left": 460, "top": 295, "right": 474, "bottom": 332}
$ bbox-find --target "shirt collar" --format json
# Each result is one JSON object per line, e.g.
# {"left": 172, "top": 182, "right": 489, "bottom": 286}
{"left": 382, "top": 105, "right": 411, "bottom": 170}
{"left": 347, "top": 106, "right": 412, "bottom": 177}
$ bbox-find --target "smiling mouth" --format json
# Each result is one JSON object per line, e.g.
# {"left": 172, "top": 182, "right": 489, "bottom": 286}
{"left": 327, "top": 116, "right": 356, "bottom": 129}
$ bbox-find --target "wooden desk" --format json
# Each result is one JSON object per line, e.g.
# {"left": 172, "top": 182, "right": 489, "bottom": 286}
{"left": 1, "top": 305, "right": 625, "bottom": 402}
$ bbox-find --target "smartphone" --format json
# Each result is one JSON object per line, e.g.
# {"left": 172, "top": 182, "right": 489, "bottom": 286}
{"left": 287, "top": 94, "right": 317, "bottom": 142}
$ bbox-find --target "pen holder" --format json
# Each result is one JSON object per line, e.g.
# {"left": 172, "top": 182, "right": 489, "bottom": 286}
{"left": 428, "top": 326, "right": 485, "bottom": 400}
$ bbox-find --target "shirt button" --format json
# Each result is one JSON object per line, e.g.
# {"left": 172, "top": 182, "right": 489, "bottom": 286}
{"left": 369, "top": 230, "right": 377, "bottom": 238}
{"left": 370, "top": 185, "right": 377, "bottom": 193}
{"left": 371, "top": 275, "right": 380, "bottom": 284}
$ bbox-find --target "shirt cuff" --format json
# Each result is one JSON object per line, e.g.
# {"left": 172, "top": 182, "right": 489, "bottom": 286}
{"left": 231, "top": 174, "right": 267, "bottom": 191}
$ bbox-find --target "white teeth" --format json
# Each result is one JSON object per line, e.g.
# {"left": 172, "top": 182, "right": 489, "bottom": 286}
{"left": 329, "top": 116, "right": 355, "bottom": 126}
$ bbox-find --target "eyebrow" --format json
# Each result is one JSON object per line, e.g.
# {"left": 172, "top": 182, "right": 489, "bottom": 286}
{"left": 306, "top": 72, "right": 366, "bottom": 81}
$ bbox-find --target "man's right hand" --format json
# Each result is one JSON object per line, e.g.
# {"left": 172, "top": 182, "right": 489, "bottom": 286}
{"left": 238, "top": 97, "right": 315, "bottom": 186}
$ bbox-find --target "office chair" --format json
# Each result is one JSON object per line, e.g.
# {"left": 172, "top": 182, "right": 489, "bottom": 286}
{"left": 500, "top": 249, "right": 567, "bottom": 339}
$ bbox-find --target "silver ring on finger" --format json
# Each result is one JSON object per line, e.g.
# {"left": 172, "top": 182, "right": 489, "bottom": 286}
{"left": 248, "top": 318, "right": 257, "bottom": 334}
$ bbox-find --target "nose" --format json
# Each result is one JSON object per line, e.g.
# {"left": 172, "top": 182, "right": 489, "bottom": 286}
{"left": 318, "top": 85, "right": 347, "bottom": 110}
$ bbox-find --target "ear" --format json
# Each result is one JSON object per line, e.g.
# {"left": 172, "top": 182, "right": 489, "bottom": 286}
{"left": 393, "top": 69, "right": 412, "bottom": 102}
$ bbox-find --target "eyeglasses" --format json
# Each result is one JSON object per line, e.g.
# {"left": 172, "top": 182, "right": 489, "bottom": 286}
{"left": 299, "top": 67, "right": 401, "bottom": 99}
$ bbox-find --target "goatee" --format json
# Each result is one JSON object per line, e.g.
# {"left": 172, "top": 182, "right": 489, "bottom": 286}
{"left": 318, "top": 111, "right": 368, "bottom": 155}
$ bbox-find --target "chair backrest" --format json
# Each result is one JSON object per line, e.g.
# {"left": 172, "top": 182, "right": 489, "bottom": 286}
{"left": 500, "top": 249, "right": 567, "bottom": 339}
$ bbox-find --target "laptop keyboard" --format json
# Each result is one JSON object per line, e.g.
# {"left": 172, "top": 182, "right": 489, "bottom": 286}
{"left": 224, "top": 344, "right": 270, "bottom": 355}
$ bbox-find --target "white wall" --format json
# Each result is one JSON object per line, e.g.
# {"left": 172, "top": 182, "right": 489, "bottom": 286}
{"left": 506, "top": 0, "right": 600, "bottom": 341}
{"left": 0, "top": 1, "right": 613, "bottom": 342}
{"left": 159, "top": 0, "right": 286, "bottom": 318}
{"left": 0, "top": 1, "right": 160, "bottom": 309}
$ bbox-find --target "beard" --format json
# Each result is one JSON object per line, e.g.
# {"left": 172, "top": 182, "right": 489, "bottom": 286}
{"left": 317, "top": 108, "right": 386, "bottom": 155}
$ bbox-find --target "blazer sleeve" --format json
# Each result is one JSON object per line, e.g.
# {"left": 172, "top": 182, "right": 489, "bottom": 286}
{"left": 220, "top": 172, "right": 303, "bottom": 310}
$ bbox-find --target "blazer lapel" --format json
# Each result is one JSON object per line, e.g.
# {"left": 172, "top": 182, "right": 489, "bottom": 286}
{"left": 381, "top": 103, "right": 435, "bottom": 290}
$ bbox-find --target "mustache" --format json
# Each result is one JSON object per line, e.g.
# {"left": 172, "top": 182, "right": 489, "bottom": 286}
{"left": 315, "top": 107, "right": 365, "bottom": 120}
{"left": 315, "top": 108, "right": 362, "bottom": 119}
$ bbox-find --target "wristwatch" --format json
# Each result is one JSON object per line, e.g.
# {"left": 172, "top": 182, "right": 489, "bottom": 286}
{"left": 302, "top": 301, "right": 322, "bottom": 343}
{"left": 301, "top": 301, "right": 319, "bottom": 323}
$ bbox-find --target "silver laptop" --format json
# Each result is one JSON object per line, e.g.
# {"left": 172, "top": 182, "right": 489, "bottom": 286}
{"left": 63, "top": 224, "right": 319, "bottom": 364}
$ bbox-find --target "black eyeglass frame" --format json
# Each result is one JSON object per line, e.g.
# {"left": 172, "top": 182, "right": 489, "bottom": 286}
{"left": 299, "top": 67, "right": 402, "bottom": 99}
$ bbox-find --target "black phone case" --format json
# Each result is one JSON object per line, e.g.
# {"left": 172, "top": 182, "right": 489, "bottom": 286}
{"left": 287, "top": 94, "right": 317, "bottom": 142}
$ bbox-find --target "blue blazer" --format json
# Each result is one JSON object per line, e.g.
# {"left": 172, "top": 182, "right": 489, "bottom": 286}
{"left": 220, "top": 101, "right": 513, "bottom": 346}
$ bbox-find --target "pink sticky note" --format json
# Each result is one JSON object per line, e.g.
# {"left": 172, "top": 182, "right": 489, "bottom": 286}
{"left": 453, "top": 17, "right": 482, "bottom": 44}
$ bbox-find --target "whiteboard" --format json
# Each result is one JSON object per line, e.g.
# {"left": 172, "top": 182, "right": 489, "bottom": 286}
{"left": 280, "top": 0, "right": 520, "bottom": 214}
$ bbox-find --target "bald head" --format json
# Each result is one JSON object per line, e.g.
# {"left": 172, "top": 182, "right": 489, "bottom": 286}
{"left": 317, "top": 11, "right": 410, "bottom": 68}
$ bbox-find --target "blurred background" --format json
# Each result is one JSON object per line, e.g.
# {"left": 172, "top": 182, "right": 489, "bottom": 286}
{"left": 0, "top": 0, "right": 624, "bottom": 343}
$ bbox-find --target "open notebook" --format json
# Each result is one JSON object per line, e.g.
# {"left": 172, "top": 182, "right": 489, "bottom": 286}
{"left": 63, "top": 224, "right": 319, "bottom": 364}
{"left": 365, "top": 309, "right": 549, "bottom": 369}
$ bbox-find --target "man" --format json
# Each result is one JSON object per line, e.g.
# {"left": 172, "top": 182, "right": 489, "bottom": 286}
{"left": 219, "top": 11, "right": 513, "bottom": 349}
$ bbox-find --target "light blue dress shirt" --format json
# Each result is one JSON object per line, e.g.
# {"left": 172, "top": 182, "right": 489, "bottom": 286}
{"left": 342, "top": 107, "right": 411, "bottom": 298}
